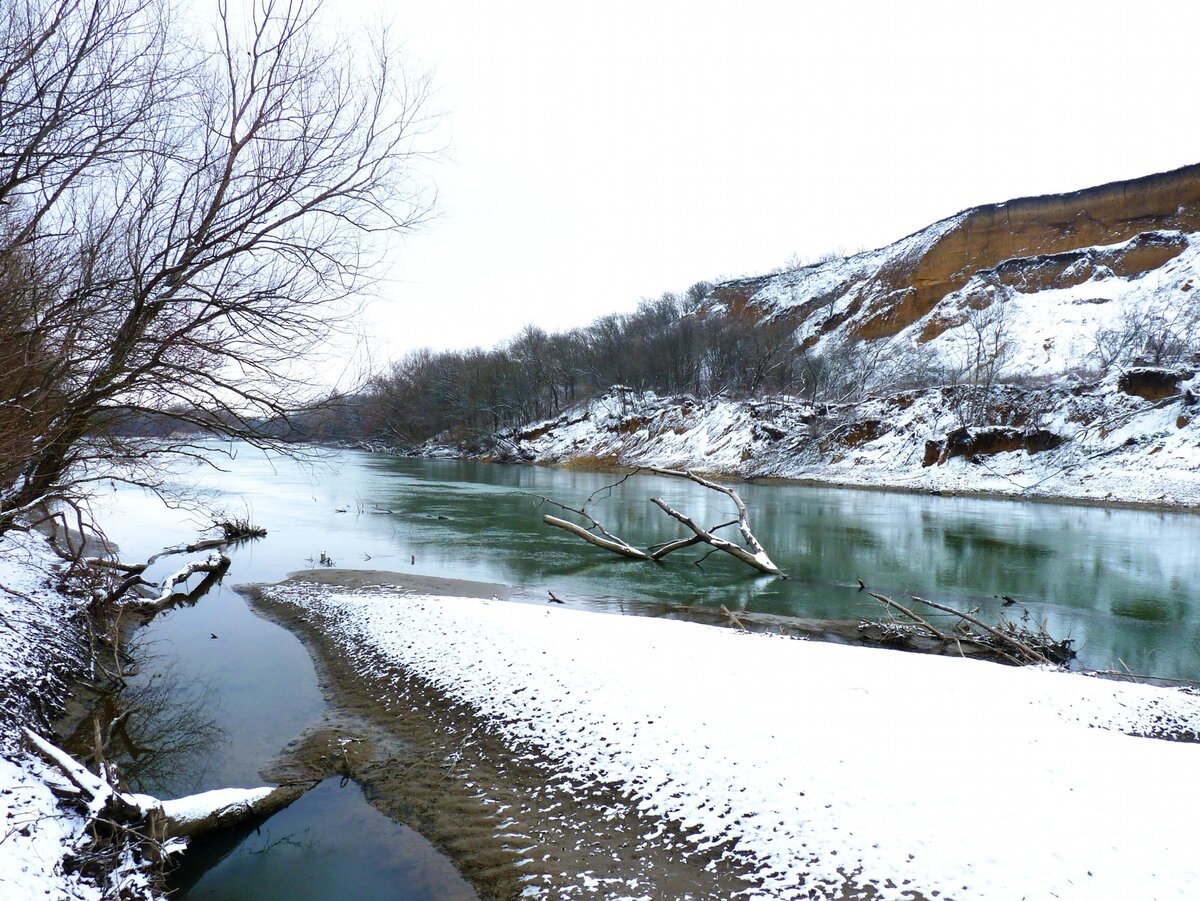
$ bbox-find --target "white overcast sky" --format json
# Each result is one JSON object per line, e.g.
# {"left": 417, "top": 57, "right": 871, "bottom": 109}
{"left": 334, "top": 0, "right": 1200, "bottom": 376}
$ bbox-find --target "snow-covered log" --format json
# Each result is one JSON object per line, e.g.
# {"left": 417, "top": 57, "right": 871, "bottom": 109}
{"left": 128, "top": 552, "right": 231, "bottom": 613}
{"left": 158, "top": 785, "right": 306, "bottom": 839}
{"left": 23, "top": 728, "right": 305, "bottom": 844}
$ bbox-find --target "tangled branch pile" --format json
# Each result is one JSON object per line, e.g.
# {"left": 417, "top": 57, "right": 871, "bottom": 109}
{"left": 867, "top": 592, "right": 1076, "bottom": 666}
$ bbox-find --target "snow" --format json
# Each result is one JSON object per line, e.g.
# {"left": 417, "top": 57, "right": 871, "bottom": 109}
{"left": 0, "top": 754, "right": 103, "bottom": 901}
{"left": 0, "top": 531, "right": 86, "bottom": 744}
{"left": 266, "top": 581, "right": 1200, "bottom": 900}
{"left": 0, "top": 530, "right": 277, "bottom": 899}
{"left": 494, "top": 372, "right": 1200, "bottom": 510}
{"left": 158, "top": 786, "right": 275, "bottom": 827}
{"left": 903, "top": 230, "right": 1200, "bottom": 383}
{"left": 1, "top": 530, "right": 106, "bottom": 901}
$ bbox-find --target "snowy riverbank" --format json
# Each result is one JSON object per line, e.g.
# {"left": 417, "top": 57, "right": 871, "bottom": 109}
{"left": 0, "top": 529, "right": 298, "bottom": 900}
{"left": 262, "top": 578, "right": 1200, "bottom": 900}
{"left": 442, "top": 373, "right": 1200, "bottom": 511}
{"left": 0, "top": 529, "right": 104, "bottom": 899}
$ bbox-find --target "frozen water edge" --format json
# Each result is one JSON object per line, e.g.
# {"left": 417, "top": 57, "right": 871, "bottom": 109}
{"left": 267, "top": 581, "right": 1200, "bottom": 900}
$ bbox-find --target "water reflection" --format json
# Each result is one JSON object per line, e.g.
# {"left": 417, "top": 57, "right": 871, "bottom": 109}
{"left": 172, "top": 778, "right": 476, "bottom": 900}
{"left": 63, "top": 656, "right": 225, "bottom": 797}
{"left": 97, "top": 446, "right": 1200, "bottom": 692}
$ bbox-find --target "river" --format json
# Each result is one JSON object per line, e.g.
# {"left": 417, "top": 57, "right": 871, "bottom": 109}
{"left": 90, "top": 442, "right": 1200, "bottom": 897}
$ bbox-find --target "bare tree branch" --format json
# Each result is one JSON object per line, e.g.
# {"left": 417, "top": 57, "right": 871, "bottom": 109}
{"left": 0, "top": 0, "right": 436, "bottom": 537}
{"left": 538, "top": 468, "right": 785, "bottom": 576}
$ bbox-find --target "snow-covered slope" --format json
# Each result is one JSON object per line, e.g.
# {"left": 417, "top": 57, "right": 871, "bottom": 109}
{"left": 494, "top": 379, "right": 1200, "bottom": 507}
{"left": 709, "top": 162, "right": 1200, "bottom": 372}
{"left": 455, "top": 165, "right": 1200, "bottom": 507}
{"left": 0, "top": 530, "right": 113, "bottom": 899}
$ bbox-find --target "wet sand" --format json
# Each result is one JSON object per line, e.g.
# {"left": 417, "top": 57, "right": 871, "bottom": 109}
{"left": 245, "top": 571, "right": 764, "bottom": 900}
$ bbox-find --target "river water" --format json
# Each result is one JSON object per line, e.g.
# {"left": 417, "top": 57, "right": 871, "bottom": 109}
{"left": 91, "top": 443, "right": 1200, "bottom": 896}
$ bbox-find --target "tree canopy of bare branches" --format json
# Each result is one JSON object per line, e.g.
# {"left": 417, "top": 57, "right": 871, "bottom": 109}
{"left": 362, "top": 288, "right": 805, "bottom": 448}
{"left": 0, "top": 0, "right": 434, "bottom": 533}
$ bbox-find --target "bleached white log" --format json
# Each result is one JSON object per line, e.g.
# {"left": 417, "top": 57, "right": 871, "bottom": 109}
{"left": 543, "top": 514, "right": 651, "bottom": 559}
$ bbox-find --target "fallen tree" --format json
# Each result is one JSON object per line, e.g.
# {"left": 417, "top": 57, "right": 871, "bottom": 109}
{"left": 25, "top": 727, "right": 306, "bottom": 888}
{"left": 539, "top": 467, "right": 785, "bottom": 576}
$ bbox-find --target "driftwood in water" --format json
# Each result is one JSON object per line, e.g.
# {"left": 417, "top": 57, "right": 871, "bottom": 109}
{"left": 93, "top": 520, "right": 264, "bottom": 607}
{"left": 123, "top": 553, "right": 232, "bottom": 614}
{"left": 541, "top": 515, "right": 651, "bottom": 560}
{"left": 539, "top": 467, "right": 784, "bottom": 576}
{"left": 539, "top": 470, "right": 650, "bottom": 559}
{"left": 868, "top": 591, "right": 1075, "bottom": 666}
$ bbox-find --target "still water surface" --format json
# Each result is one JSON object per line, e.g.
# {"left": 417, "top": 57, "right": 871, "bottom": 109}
{"left": 93, "top": 444, "right": 1200, "bottom": 895}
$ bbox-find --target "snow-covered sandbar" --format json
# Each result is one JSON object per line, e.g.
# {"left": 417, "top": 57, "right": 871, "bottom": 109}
{"left": 262, "top": 579, "right": 1200, "bottom": 900}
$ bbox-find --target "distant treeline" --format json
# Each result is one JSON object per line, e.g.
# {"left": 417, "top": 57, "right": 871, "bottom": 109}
{"left": 131, "top": 269, "right": 1200, "bottom": 451}
{"left": 359, "top": 283, "right": 819, "bottom": 447}
{"left": 110, "top": 283, "right": 804, "bottom": 447}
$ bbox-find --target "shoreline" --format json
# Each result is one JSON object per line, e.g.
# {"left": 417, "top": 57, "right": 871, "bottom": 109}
{"left": 243, "top": 569, "right": 1200, "bottom": 900}
{"left": 360, "top": 444, "right": 1200, "bottom": 515}
{"left": 243, "top": 573, "right": 762, "bottom": 900}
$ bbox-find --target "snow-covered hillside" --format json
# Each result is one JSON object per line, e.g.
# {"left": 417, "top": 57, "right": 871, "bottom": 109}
{"left": 432, "top": 165, "right": 1200, "bottom": 507}
{"left": 487, "top": 377, "right": 1199, "bottom": 507}
{"left": 707, "top": 162, "right": 1200, "bottom": 374}
{"left": 724, "top": 227, "right": 1198, "bottom": 391}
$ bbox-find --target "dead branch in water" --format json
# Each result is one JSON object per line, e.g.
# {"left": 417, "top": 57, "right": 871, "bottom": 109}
{"left": 719, "top": 604, "right": 749, "bottom": 631}
{"left": 537, "top": 480, "right": 652, "bottom": 560}
{"left": 126, "top": 553, "right": 232, "bottom": 614}
{"left": 868, "top": 591, "right": 1074, "bottom": 666}
{"left": 541, "top": 514, "right": 651, "bottom": 559}
{"left": 647, "top": 468, "right": 780, "bottom": 572}
{"left": 909, "top": 595, "right": 1052, "bottom": 665}
{"left": 537, "top": 467, "right": 785, "bottom": 576}
{"left": 649, "top": 496, "right": 782, "bottom": 575}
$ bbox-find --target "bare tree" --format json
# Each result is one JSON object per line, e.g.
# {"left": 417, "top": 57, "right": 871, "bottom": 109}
{"left": 1089, "top": 291, "right": 1200, "bottom": 373}
{"left": 0, "top": 0, "right": 434, "bottom": 534}
{"left": 934, "top": 289, "right": 1015, "bottom": 425}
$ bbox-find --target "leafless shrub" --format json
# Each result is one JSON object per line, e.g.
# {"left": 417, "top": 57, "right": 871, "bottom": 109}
{"left": 1088, "top": 293, "right": 1200, "bottom": 372}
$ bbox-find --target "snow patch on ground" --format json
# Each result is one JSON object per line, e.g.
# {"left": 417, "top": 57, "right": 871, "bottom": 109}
{"left": 266, "top": 582, "right": 1200, "bottom": 900}
{"left": 0, "top": 530, "right": 105, "bottom": 900}
{"left": 0, "top": 531, "right": 88, "bottom": 745}
{"left": 0, "top": 753, "right": 105, "bottom": 901}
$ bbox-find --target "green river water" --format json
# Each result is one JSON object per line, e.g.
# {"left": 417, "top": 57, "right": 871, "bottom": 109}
{"left": 89, "top": 444, "right": 1200, "bottom": 898}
